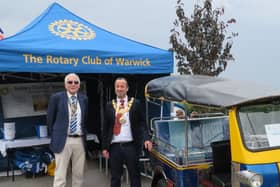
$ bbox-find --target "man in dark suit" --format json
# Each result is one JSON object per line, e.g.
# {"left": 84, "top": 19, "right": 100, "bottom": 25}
{"left": 47, "top": 73, "right": 88, "bottom": 187}
{"left": 102, "top": 77, "right": 152, "bottom": 187}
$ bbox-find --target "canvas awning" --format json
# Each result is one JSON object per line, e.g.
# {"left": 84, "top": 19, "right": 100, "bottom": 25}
{"left": 0, "top": 3, "right": 173, "bottom": 74}
{"left": 145, "top": 75, "right": 280, "bottom": 107}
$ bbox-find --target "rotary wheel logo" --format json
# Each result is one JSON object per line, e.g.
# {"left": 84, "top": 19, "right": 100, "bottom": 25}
{"left": 48, "top": 20, "right": 95, "bottom": 40}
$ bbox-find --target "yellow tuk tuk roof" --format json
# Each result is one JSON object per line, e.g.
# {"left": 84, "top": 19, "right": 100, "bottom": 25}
{"left": 145, "top": 75, "right": 280, "bottom": 107}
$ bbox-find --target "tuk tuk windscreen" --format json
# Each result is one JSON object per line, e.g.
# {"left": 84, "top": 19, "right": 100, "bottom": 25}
{"left": 238, "top": 101, "right": 280, "bottom": 150}
{"left": 152, "top": 116, "right": 229, "bottom": 165}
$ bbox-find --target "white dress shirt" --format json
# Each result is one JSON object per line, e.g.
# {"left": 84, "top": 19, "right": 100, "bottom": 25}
{"left": 111, "top": 96, "right": 133, "bottom": 143}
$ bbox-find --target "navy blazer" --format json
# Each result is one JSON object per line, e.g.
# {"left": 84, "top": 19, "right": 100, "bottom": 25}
{"left": 47, "top": 91, "right": 88, "bottom": 153}
{"left": 102, "top": 97, "right": 150, "bottom": 152}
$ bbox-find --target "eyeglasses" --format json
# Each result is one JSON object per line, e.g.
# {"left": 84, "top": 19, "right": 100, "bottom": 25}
{"left": 67, "top": 81, "right": 79, "bottom": 85}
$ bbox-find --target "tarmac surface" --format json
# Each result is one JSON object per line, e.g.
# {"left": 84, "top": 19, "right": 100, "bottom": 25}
{"left": 0, "top": 158, "right": 152, "bottom": 187}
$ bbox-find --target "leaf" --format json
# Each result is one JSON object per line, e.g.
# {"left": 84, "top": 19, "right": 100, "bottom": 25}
{"left": 170, "top": 0, "right": 238, "bottom": 76}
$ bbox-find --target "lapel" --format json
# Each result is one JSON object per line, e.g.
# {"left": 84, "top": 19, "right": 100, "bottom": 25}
{"left": 129, "top": 97, "right": 136, "bottom": 121}
{"left": 63, "top": 91, "right": 69, "bottom": 117}
{"left": 78, "top": 93, "right": 84, "bottom": 115}
{"left": 110, "top": 100, "right": 115, "bottom": 117}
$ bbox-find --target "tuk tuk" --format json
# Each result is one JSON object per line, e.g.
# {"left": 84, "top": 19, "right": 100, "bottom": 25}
{"left": 145, "top": 75, "right": 280, "bottom": 187}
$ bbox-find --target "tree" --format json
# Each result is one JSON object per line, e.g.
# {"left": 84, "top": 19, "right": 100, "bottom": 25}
{"left": 170, "top": 0, "right": 238, "bottom": 76}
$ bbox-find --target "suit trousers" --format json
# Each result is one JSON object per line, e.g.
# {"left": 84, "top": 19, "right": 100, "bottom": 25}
{"left": 109, "top": 142, "right": 141, "bottom": 187}
{"left": 53, "top": 137, "right": 85, "bottom": 187}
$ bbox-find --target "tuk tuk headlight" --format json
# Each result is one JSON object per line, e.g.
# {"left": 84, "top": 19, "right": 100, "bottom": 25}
{"left": 236, "top": 170, "right": 263, "bottom": 187}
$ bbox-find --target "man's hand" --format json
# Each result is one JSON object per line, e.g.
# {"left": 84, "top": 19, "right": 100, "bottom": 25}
{"left": 144, "top": 140, "right": 153, "bottom": 152}
{"left": 102, "top": 150, "right": 109, "bottom": 159}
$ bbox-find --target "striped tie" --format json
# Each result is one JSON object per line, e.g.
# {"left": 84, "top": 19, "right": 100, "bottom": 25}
{"left": 70, "top": 96, "right": 77, "bottom": 134}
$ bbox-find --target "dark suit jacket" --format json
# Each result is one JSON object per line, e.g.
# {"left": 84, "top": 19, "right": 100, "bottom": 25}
{"left": 47, "top": 91, "right": 88, "bottom": 153}
{"left": 102, "top": 97, "right": 150, "bottom": 152}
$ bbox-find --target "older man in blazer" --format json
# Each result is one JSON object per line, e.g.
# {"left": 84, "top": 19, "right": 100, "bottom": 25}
{"left": 47, "top": 73, "right": 88, "bottom": 187}
{"left": 102, "top": 77, "right": 152, "bottom": 187}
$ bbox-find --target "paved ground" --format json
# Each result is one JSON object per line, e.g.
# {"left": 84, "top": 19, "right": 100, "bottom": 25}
{"left": 0, "top": 159, "right": 152, "bottom": 187}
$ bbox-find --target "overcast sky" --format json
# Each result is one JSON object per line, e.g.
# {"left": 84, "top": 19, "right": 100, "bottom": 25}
{"left": 1, "top": 0, "right": 280, "bottom": 89}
